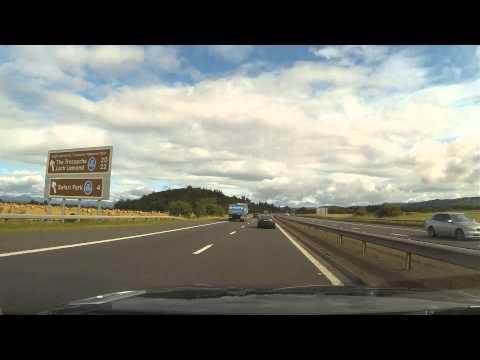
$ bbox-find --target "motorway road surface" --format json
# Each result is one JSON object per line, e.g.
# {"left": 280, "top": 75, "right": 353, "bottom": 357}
{"left": 292, "top": 216, "right": 480, "bottom": 250}
{"left": 0, "top": 218, "right": 335, "bottom": 314}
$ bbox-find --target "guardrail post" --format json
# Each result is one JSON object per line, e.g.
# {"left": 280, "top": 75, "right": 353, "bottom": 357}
{"left": 61, "top": 198, "right": 65, "bottom": 222}
{"left": 339, "top": 234, "right": 343, "bottom": 245}
{"left": 405, "top": 252, "right": 412, "bottom": 271}
{"left": 362, "top": 240, "right": 367, "bottom": 256}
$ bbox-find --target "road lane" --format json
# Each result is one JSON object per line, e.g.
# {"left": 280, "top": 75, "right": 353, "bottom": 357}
{"left": 276, "top": 223, "right": 343, "bottom": 286}
{"left": 184, "top": 220, "right": 331, "bottom": 288}
{"left": 293, "top": 216, "right": 480, "bottom": 250}
{"left": 0, "top": 219, "right": 225, "bottom": 253}
{"left": 0, "top": 221, "right": 228, "bottom": 258}
{"left": 0, "top": 220, "right": 239, "bottom": 313}
{"left": 0, "top": 218, "right": 330, "bottom": 314}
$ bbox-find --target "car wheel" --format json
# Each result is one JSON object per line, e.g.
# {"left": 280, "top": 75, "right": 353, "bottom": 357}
{"left": 456, "top": 229, "right": 465, "bottom": 241}
{"left": 427, "top": 226, "right": 436, "bottom": 237}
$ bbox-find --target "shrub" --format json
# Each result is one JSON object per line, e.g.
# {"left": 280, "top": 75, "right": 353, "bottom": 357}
{"left": 168, "top": 201, "right": 193, "bottom": 217}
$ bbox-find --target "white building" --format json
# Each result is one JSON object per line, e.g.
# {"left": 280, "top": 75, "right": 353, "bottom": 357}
{"left": 316, "top": 207, "right": 328, "bottom": 217}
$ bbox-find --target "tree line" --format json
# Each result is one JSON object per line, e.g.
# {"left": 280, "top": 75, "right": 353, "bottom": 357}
{"left": 114, "top": 186, "right": 288, "bottom": 217}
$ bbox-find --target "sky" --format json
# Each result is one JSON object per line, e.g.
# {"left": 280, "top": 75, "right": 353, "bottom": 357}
{"left": 0, "top": 45, "right": 479, "bottom": 207}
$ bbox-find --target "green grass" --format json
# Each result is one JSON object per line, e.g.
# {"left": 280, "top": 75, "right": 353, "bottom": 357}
{"left": 0, "top": 216, "right": 227, "bottom": 234}
{"left": 300, "top": 210, "right": 480, "bottom": 227}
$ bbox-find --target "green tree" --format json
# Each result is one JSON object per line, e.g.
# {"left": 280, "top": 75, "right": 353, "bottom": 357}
{"left": 206, "top": 203, "right": 225, "bottom": 216}
{"left": 376, "top": 203, "right": 402, "bottom": 217}
{"left": 193, "top": 198, "right": 217, "bottom": 217}
{"left": 168, "top": 200, "right": 193, "bottom": 217}
{"left": 355, "top": 207, "right": 368, "bottom": 216}
{"left": 193, "top": 201, "right": 208, "bottom": 217}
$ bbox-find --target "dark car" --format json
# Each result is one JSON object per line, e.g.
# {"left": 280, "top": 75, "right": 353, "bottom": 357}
{"left": 257, "top": 215, "right": 276, "bottom": 229}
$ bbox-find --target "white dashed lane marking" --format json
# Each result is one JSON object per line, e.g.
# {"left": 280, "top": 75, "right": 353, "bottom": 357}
{"left": 192, "top": 244, "right": 213, "bottom": 255}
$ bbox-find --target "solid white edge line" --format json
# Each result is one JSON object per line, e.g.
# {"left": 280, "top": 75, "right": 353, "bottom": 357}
{"left": 276, "top": 223, "right": 343, "bottom": 286}
{"left": 391, "top": 233, "right": 409, "bottom": 237}
{"left": 192, "top": 243, "right": 213, "bottom": 255}
{"left": 0, "top": 221, "right": 227, "bottom": 258}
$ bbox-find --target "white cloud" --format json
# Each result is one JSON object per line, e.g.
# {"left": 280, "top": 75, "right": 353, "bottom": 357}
{"left": 145, "top": 46, "right": 182, "bottom": 72}
{"left": 0, "top": 171, "right": 43, "bottom": 196}
{"left": 310, "top": 46, "right": 343, "bottom": 60}
{"left": 0, "top": 46, "right": 185, "bottom": 94}
{"left": 87, "top": 46, "right": 144, "bottom": 70}
{"left": 310, "top": 45, "right": 389, "bottom": 65}
{"left": 207, "top": 45, "right": 254, "bottom": 63}
{"left": 1, "top": 46, "right": 480, "bottom": 206}
{"left": 369, "top": 51, "right": 428, "bottom": 92}
{"left": 111, "top": 186, "right": 153, "bottom": 201}
{"left": 50, "top": 45, "right": 145, "bottom": 73}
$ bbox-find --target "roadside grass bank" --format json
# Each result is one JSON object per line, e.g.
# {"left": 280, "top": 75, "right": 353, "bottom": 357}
{"left": 0, "top": 216, "right": 227, "bottom": 233}
{"left": 0, "top": 202, "right": 168, "bottom": 217}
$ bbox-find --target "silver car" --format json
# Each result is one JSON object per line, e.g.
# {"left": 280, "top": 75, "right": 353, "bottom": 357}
{"left": 424, "top": 212, "right": 480, "bottom": 240}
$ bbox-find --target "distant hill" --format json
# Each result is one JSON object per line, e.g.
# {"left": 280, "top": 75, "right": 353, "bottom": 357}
{"left": 114, "top": 186, "right": 289, "bottom": 213}
{"left": 0, "top": 194, "right": 114, "bottom": 208}
{"left": 398, "top": 197, "right": 480, "bottom": 212}
{"left": 324, "top": 197, "right": 480, "bottom": 213}
{"left": 0, "top": 194, "right": 44, "bottom": 204}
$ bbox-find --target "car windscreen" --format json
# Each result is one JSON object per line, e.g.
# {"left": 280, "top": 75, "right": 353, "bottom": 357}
{"left": 4, "top": 45, "right": 480, "bottom": 315}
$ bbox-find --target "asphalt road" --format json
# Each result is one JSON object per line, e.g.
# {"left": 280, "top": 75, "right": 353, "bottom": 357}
{"left": 0, "top": 218, "right": 332, "bottom": 314}
{"left": 292, "top": 216, "right": 480, "bottom": 250}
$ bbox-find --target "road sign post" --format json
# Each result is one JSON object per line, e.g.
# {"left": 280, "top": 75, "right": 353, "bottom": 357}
{"left": 61, "top": 198, "right": 65, "bottom": 217}
{"left": 77, "top": 198, "right": 81, "bottom": 222}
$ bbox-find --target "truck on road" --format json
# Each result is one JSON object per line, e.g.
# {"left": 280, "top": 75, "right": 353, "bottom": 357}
{"left": 228, "top": 203, "right": 249, "bottom": 222}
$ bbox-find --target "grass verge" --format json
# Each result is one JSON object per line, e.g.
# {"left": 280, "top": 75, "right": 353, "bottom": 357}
{"left": 299, "top": 214, "right": 424, "bottom": 227}
{"left": 0, "top": 216, "right": 227, "bottom": 234}
{"left": 299, "top": 210, "right": 480, "bottom": 227}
